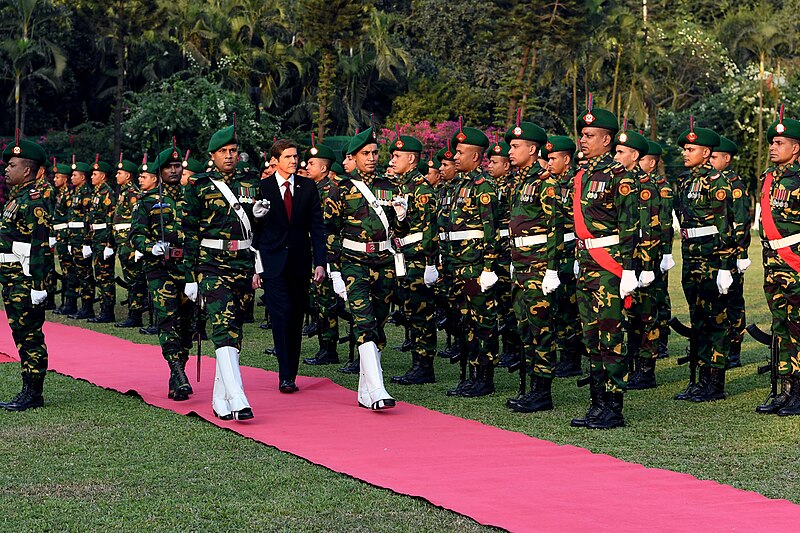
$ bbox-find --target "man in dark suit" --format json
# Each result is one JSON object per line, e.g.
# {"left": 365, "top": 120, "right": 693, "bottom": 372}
{"left": 253, "top": 139, "right": 326, "bottom": 392}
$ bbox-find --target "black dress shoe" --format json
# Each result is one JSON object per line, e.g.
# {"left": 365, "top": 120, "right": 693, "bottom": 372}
{"left": 233, "top": 407, "right": 254, "bottom": 420}
{"left": 264, "top": 347, "right": 276, "bottom": 356}
{"left": 213, "top": 409, "right": 233, "bottom": 421}
{"left": 279, "top": 380, "right": 299, "bottom": 393}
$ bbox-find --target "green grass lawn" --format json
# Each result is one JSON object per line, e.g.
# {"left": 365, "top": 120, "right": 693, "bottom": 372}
{"left": 1, "top": 237, "right": 799, "bottom": 530}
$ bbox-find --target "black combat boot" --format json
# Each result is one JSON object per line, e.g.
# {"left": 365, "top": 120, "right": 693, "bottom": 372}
{"left": 463, "top": 364, "right": 495, "bottom": 397}
{"left": 53, "top": 297, "right": 78, "bottom": 316}
{"left": 756, "top": 376, "right": 794, "bottom": 414}
{"left": 674, "top": 367, "right": 706, "bottom": 401}
{"left": 44, "top": 293, "right": 56, "bottom": 310}
{"left": 139, "top": 324, "right": 159, "bottom": 335}
{"left": 116, "top": 308, "right": 144, "bottom": 328}
{"left": 338, "top": 357, "right": 360, "bottom": 374}
{"left": 303, "top": 341, "right": 340, "bottom": 365}
{"left": 446, "top": 366, "right": 475, "bottom": 397}
{"left": 393, "top": 356, "right": 435, "bottom": 385}
{"left": 691, "top": 367, "right": 726, "bottom": 402}
{"left": 657, "top": 326, "right": 670, "bottom": 359}
{"left": 777, "top": 377, "right": 800, "bottom": 416}
{"left": 627, "top": 357, "right": 657, "bottom": 390}
{"left": 726, "top": 340, "right": 742, "bottom": 369}
{"left": 554, "top": 348, "right": 583, "bottom": 378}
{"left": 180, "top": 358, "right": 193, "bottom": 395}
{"left": 88, "top": 304, "right": 116, "bottom": 323}
{"left": 508, "top": 375, "right": 554, "bottom": 413}
{"left": 3, "top": 373, "right": 45, "bottom": 412}
{"left": 69, "top": 301, "right": 95, "bottom": 320}
{"left": 571, "top": 380, "right": 605, "bottom": 427}
{"left": 0, "top": 374, "right": 30, "bottom": 409}
{"left": 392, "top": 354, "right": 420, "bottom": 384}
{"left": 168, "top": 360, "right": 191, "bottom": 401}
{"left": 587, "top": 392, "right": 625, "bottom": 429}
{"left": 305, "top": 320, "right": 319, "bottom": 338}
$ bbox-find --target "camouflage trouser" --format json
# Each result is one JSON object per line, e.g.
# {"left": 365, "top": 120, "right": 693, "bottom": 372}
{"left": 764, "top": 267, "right": 800, "bottom": 376}
{"left": 55, "top": 239, "right": 75, "bottom": 301}
{"left": 241, "top": 288, "right": 255, "bottom": 319}
{"left": 118, "top": 245, "right": 147, "bottom": 312}
{"left": 628, "top": 280, "right": 659, "bottom": 359}
{"left": 653, "top": 269, "right": 672, "bottom": 332}
{"left": 0, "top": 273, "right": 47, "bottom": 377}
{"left": 92, "top": 242, "right": 116, "bottom": 309}
{"left": 729, "top": 270, "right": 746, "bottom": 343}
{"left": 148, "top": 270, "right": 194, "bottom": 362}
{"left": 436, "top": 254, "right": 458, "bottom": 335}
{"left": 314, "top": 276, "right": 339, "bottom": 345}
{"left": 198, "top": 269, "right": 250, "bottom": 351}
{"left": 341, "top": 260, "right": 395, "bottom": 349}
{"left": 513, "top": 268, "right": 556, "bottom": 378}
{"left": 576, "top": 267, "right": 627, "bottom": 393}
{"left": 453, "top": 263, "right": 497, "bottom": 367}
{"left": 495, "top": 247, "right": 520, "bottom": 349}
{"left": 555, "top": 262, "right": 583, "bottom": 355}
{"left": 681, "top": 261, "right": 730, "bottom": 369}
{"left": 401, "top": 259, "right": 436, "bottom": 360}
{"left": 70, "top": 243, "right": 94, "bottom": 305}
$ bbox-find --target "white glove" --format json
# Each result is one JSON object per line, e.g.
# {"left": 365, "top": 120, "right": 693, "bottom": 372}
{"left": 510, "top": 262, "right": 515, "bottom": 280}
{"left": 48, "top": 237, "right": 56, "bottom": 247}
{"left": 737, "top": 258, "right": 752, "bottom": 274}
{"left": 325, "top": 263, "right": 331, "bottom": 276}
{"left": 660, "top": 254, "right": 676, "bottom": 273}
{"left": 478, "top": 270, "right": 499, "bottom": 292}
{"left": 638, "top": 270, "right": 655, "bottom": 288}
{"left": 30, "top": 289, "right": 47, "bottom": 305}
{"left": 573, "top": 260, "right": 579, "bottom": 277}
{"left": 542, "top": 269, "right": 561, "bottom": 295}
{"left": 392, "top": 195, "right": 408, "bottom": 221}
{"left": 716, "top": 269, "right": 733, "bottom": 295}
{"left": 252, "top": 199, "right": 271, "bottom": 218}
{"left": 152, "top": 241, "right": 169, "bottom": 257}
{"left": 423, "top": 265, "right": 439, "bottom": 287}
{"left": 103, "top": 247, "right": 114, "bottom": 260}
{"left": 81, "top": 245, "right": 92, "bottom": 258}
{"left": 183, "top": 282, "right": 198, "bottom": 302}
{"left": 134, "top": 251, "right": 144, "bottom": 262}
{"left": 620, "top": 269, "right": 638, "bottom": 299}
{"left": 331, "top": 271, "right": 347, "bottom": 300}
{"left": 68, "top": 245, "right": 72, "bottom": 254}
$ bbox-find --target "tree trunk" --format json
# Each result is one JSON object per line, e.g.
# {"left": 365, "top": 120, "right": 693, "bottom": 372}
{"left": 14, "top": 72, "right": 21, "bottom": 134}
{"left": 19, "top": 89, "right": 27, "bottom": 136}
{"left": 317, "top": 49, "right": 335, "bottom": 142}
{"left": 757, "top": 52, "right": 764, "bottom": 172}
{"left": 572, "top": 60, "right": 578, "bottom": 139}
{"left": 506, "top": 44, "right": 531, "bottom": 126}
{"left": 611, "top": 44, "right": 622, "bottom": 116}
{"left": 114, "top": 38, "right": 125, "bottom": 159}
{"left": 520, "top": 47, "right": 537, "bottom": 117}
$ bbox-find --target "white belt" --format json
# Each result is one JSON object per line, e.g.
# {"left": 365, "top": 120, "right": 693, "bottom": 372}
{"left": 342, "top": 238, "right": 391, "bottom": 253}
{"left": 200, "top": 238, "right": 252, "bottom": 251}
{"left": 769, "top": 233, "right": 800, "bottom": 250}
{"left": 448, "top": 230, "right": 484, "bottom": 241}
{"left": 53, "top": 223, "right": 68, "bottom": 231}
{"left": 0, "top": 254, "right": 20, "bottom": 264}
{"left": 680, "top": 226, "right": 718, "bottom": 239}
{"left": 513, "top": 234, "right": 548, "bottom": 247}
{"left": 395, "top": 232, "right": 423, "bottom": 247}
{"left": 438, "top": 232, "right": 449, "bottom": 242}
{"left": 91, "top": 223, "right": 108, "bottom": 230}
{"left": 68, "top": 222, "right": 85, "bottom": 229}
{"left": 499, "top": 229, "right": 510, "bottom": 238}
{"left": 578, "top": 235, "right": 620, "bottom": 250}
{"left": 113, "top": 223, "right": 132, "bottom": 231}
{"left": 564, "top": 232, "right": 575, "bottom": 243}
{"left": 0, "top": 242, "right": 32, "bottom": 275}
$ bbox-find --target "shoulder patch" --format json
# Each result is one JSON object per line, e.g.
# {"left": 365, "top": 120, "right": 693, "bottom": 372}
{"left": 545, "top": 187, "right": 555, "bottom": 197}
{"left": 733, "top": 189, "right": 743, "bottom": 199}
{"left": 34, "top": 206, "right": 46, "bottom": 219}
{"left": 715, "top": 189, "right": 727, "bottom": 201}
{"left": 419, "top": 194, "right": 429, "bottom": 205}
{"left": 475, "top": 177, "right": 485, "bottom": 185}
{"left": 618, "top": 183, "right": 632, "bottom": 196}
{"left": 640, "top": 189, "right": 651, "bottom": 201}
{"left": 479, "top": 193, "right": 491, "bottom": 205}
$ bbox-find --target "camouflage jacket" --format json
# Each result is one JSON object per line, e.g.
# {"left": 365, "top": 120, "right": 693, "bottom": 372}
{"left": 325, "top": 169, "right": 409, "bottom": 269}
{"left": 509, "top": 163, "right": 562, "bottom": 273}
{"left": 554, "top": 167, "right": 576, "bottom": 268}
{"left": 183, "top": 168, "right": 260, "bottom": 282}
{"left": 315, "top": 174, "right": 341, "bottom": 265}
{"left": 446, "top": 168, "right": 498, "bottom": 272}
{"left": 721, "top": 168, "right": 751, "bottom": 260}
{"left": 113, "top": 182, "right": 141, "bottom": 250}
{"left": 397, "top": 169, "right": 438, "bottom": 264}
{"left": 34, "top": 176, "right": 56, "bottom": 217}
{"left": 574, "top": 152, "right": 639, "bottom": 271}
{"left": 495, "top": 171, "right": 514, "bottom": 255}
{"left": 676, "top": 162, "right": 736, "bottom": 269}
{"left": 53, "top": 185, "right": 71, "bottom": 239}
{"left": 130, "top": 183, "right": 187, "bottom": 277}
{"left": 655, "top": 175, "right": 675, "bottom": 257}
{"left": 759, "top": 162, "right": 800, "bottom": 271}
{"left": 633, "top": 168, "right": 661, "bottom": 271}
{"left": 66, "top": 183, "right": 93, "bottom": 246}
{"left": 0, "top": 182, "right": 53, "bottom": 288}
{"left": 435, "top": 178, "right": 458, "bottom": 260}
{"left": 88, "top": 182, "right": 116, "bottom": 247}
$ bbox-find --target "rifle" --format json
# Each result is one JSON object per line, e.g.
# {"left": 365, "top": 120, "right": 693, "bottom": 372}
{"left": 747, "top": 323, "right": 776, "bottom": 406}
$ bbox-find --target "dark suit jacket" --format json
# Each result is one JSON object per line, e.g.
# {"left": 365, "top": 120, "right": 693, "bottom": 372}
{"left": 254, "top": 174, "right": 326, "bottom": 279}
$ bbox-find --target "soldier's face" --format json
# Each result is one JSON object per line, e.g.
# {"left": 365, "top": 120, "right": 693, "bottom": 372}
{"left": 709, "top": 152, "right": 731, "bottom": 171}
{"left": 306, "top": 157, "right": 328, "bottom": 181}
{"left": 91, "top": 170, "right": 106, "bottom": 186}
{"left": 389, "top": 151, "right": 416, "bottom": 175}
{"left": 211, "top": 144, "right": 238, "bottom": 173}
{"left": 343, "top": 155, "right": 356, "bottom": 173}
{"left": 181, "top": 170, "right": 194, "bottom": 186}
{"left": 116, "top": 170, "right": 130, "bottom": 186}
{"left": 547, "top": 152, "right": 570, "bottom": 175}
{"left": 454, "top": 145, "right": 481, "bottom": 172}
{"left": 5, "top": 157, "right": 33, "bottom": 187}
{"left": 54, "top": 173, "right": 69, "bottom": 188}
{"left": 769, "top": 137, "right": 800, "bottom": 165}
{"left": 508, "top": 140, "right": 535, "bottom": 168}
{"left": 276, "top": 147, "right": 299, "bottom": 177}
{"left": 440, "top": 160, "right": 456, "bottom": 180}
{"left": 427, "top": 168, "right": 441, "bottom": 186}
{"left": 613, "top": 145, "right": 640, "bottom": 171}
{"left": 71, "top": 171, "right": 86, "bottom": 187}
{"left": 639, "top": 155, "right": 658, "bottom": 174}
{"left": 487, "top": 155, "right": 510, "bottom": 178}
{"left": 355, "top": 144, "right": 379, "bottom": 173}
{"left": 139, "top": 173, "right": 158, "bottom": 191}
{"left": 682, "top": 144, "right": 709, "bottom": 168}
{"left": 580, "top": 127, "right": 612, "bottom": 159}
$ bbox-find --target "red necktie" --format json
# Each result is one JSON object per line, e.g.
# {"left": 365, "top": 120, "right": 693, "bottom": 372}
{"left": 283, "top": 181, "right": 293, "bottom": 220}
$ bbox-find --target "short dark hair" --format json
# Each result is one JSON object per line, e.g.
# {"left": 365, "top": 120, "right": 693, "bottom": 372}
{"left": 18, "top": 158, "right": 40, "bottom": 175}
{"left": 270, "top": 139, "right": 297, "bottom": 159}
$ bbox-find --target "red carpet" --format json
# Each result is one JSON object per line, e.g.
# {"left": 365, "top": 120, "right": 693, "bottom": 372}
{"left": 1, "top": 314, "right": 798, "bottom": 532}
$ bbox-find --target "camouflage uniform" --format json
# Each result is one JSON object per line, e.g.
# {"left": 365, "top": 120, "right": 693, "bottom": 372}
{"left": 66, "top": 179, "right": 94, "bottom": 314}
{"left": 493, "top": 170, "right": 521, "bottom": 365}
{"left": 36, "top": 175, "right": 57, "bottom": 308}
{"left": 435, "top": 175, "right": 459, "bottom": 355}
{"left": 113, "top": 180, "right": 147, "bottom": 322}
{"left": 52, "top": 180, "right": 74, "bottom": 313}
{"left": 87, "top": 178, "right": 117, "bottom": 319}
{"left": 653, "top": 175, "right": 675, "bottom": 354}
{"left": 722, "top": 168, "right": 751, "bottom": 366}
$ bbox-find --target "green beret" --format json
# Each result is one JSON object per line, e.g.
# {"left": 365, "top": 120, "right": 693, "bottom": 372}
{"left": 767, "top": 118, "right": 800, "bottom": 143}
{"left": 138, "top": 156, "right": 156, "bottom": 175}
{"left": 451, "top": 127, "right": 489, "bottom": 149}
{"left": 714, "top": 135, "right": 738, "bottom": 155}
{"left": 156, "top": 146, "right": 183, "bottom": 170}
{"left": 614, "top": 130, "right": 649, "bottom": 156}
{"left": 308, "top": 143, "right": 337, "bottom": 161}
{"left": 416, "top": 159, "right": 429, "bottom": 175}
{"left": 55, "top": 163, "right": 73, "bottom": 175}
{"left": 544, "top": 135, "right": 576, "bottom": 155}
{"left": 236, "top": 160, "right": 252, "bottom": 172}
{"left": 116, "top": 159, "right": 139, "bottom": 174}
{"left": 646, "top": 141, "right": 663, "bottom": 157}
{"left": 427, "top": 156, "right": 442, "bottom": 171}
{"left": 2, "top": 140, "right": 47, "bottom": 165}
{"left": 183, "top": 158, "right": 205, "bottom": 173}
{"left": 91, "top": 160, "right": 113, "bottom": 174}
{"left": 346, "top": 127, "right": 378, "bottom": 155}
{"left": 577, "top": 108, "right": 618, "bottom": 133}
{"left": 71, "top": 161, "right": 92, "bottom": 174}
{"left": 488, "top": 141, "right": 511, "bottom": 158}
{"left": 331, "top": 162, "right": 345, "bottom": 175}
{"left": 389, "top": 135, "right": 423, "bottom": 154}
{"left": 677, "top": 127, "right": 719, "bottom": 148}
{"left": 504, "top": 122, "right": 547, "bottom": 145}
{"left": 436, "top": 146, "right": 455, "bottom": 162}
{"left": 207, "top": 125, "right": 237, "bottom": 153}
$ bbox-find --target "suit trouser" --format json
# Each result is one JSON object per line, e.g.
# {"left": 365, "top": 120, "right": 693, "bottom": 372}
{"left": 263, "top": 265, "right": 309, "bottom": 381}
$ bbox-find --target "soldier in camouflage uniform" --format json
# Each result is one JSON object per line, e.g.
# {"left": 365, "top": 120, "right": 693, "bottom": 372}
{"left": 183, "top": 125, "right": 261, "bottom": 421}
{"left": 711, "top": 136, "right": 751, "bottom": 369}
{"left": 66, "top": 160, "right": 96, "bottom": 320}
{"left": 113, "top": 158, "right": 146, "bottom": 328}
{"left": 444, "top": 123, "right": 499, "bottom": 398}
{"left": 326, "top": 127, "right": 410, "bottom": 410}
{"left": 569, "top": 105, "right": 640, "bottom": 430}
{"left": 756, "top": 114, "right": 800, "bottom": 415}
{"left": 388, "top": 134, "right": 440, "bottom": 386}
{"left": 674, "top": 122, "right": 736, "bottom": 402}
{"left": 435, "top": 144, "right": 461, "bottom": 362}
{"left": 51, "top": 162, "right": 75, "bottom": 315}
{"left": 613, "top": 129, "right": 660, "bottom": 390}
{"left": 0, "top": 140, "right": 53, "bottom": 411}
{"left": 86, "top": 158, "right": 117, "bottom": 323}
{"left": 34, "top": 161, "right": 57, "bottom": 309}
{"left": 502, "top": 120, "right": 562, "bottom": 412}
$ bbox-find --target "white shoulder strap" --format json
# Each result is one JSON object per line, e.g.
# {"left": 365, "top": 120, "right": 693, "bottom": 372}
{"left": 209, "top": 178, "right": 252, "bottom": 238}
{"left": 350, "top": 179, "right": 396, "bottom": 254}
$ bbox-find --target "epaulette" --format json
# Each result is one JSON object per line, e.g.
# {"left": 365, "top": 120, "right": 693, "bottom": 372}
{"left": 610, "top": 160, "right": 627, "bottom": 176}
{"left": 29, "top": 188, "right": 41, "bottom": 200}
{"left": 474, "top": 176, "right": 485, "bottom": 185}
{"left": 710, "top": 172, "right": 721, "bottom": 181}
